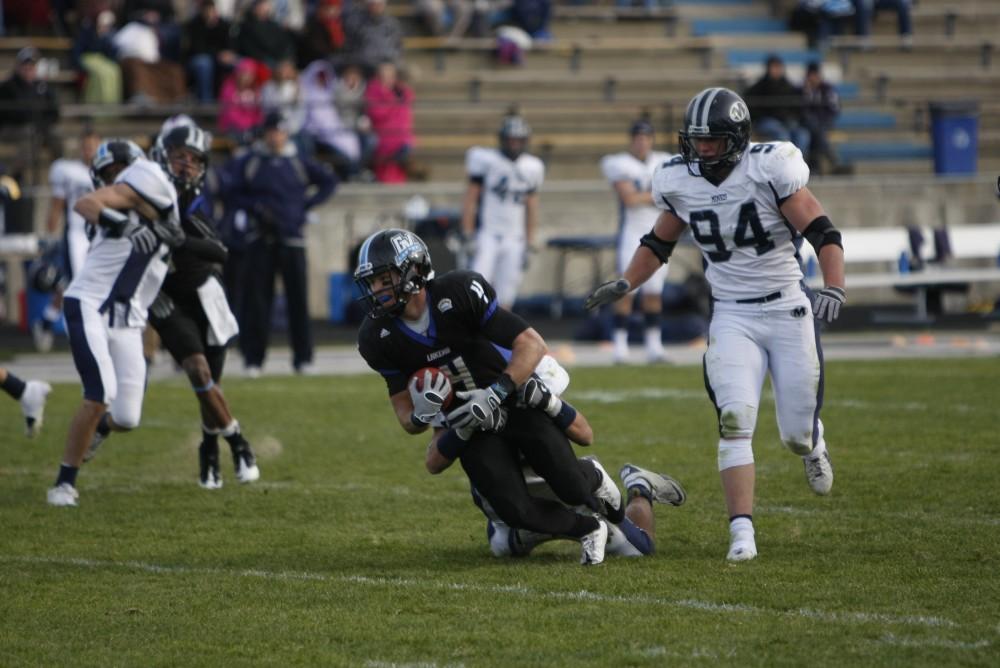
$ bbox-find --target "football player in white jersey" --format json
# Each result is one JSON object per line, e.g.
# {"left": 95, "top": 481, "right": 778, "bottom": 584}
{"left": 600, "top": 119, "right": 674, "bottom": 364}
{"left": 460, "top": 115, "right": 545, "bottom": 310}
{"left": 34, "top": 128, "right": 102, "bottom": 351}
{"left": 586, "top": 88, "right": 846, "bottom": 562}
{"left": 47, "top": 139, "right": 185, "bottom": 507}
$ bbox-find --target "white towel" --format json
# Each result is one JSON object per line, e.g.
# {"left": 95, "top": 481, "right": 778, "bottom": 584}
{"left": 197, "top": 276, "right": 240, "bottom": 346}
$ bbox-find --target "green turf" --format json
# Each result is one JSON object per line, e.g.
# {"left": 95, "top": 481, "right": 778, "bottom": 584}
{"left": 1, "top": 357, "right": 998, "bottom": 666}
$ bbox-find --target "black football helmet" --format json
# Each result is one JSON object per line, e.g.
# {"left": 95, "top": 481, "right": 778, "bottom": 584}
{"left": 678, "top": 87, "right": 752, "bottom": 180}
{"left": 153, "top": 124, "right": 211, "bottom": 197}
{"left": 27, "top": 239, "right": 67, "bottom": 293}
{"left": 498, "top": 115, "right": 531, "bottom": 161}
{"left": 90, "top": 138, "right": 144, "bottom": 188}
{"left": 354, "top": 228, "right": 434, "bottom": 318}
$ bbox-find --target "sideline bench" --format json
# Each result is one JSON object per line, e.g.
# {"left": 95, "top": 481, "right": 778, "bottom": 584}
{"left": 801, "top": 224, "right": 1000, "bottom": 321}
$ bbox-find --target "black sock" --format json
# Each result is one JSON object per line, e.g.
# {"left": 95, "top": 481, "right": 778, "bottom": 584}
{"left": 201, "top": 429, "right": 219, "bottom": 449}
{"left": 643, "top": 311, "right": 661, "bottom": 329}
{"left": 224, "top": 429, "right": 248, "bottom": 453}
{"left": 1, "top": 372, "right": 26, "bottom": 400}
{"left": 628, "top": 486, "right": 654, "bottom": 505}
{"left": 96, "top": 413, "right": 111, "bottom": 437}
{"left": 612, "top": 313, "right": 628, "bottom": 330}
{"left": 55, "top": 464, "right": 79, "bottom": 487}
{"left": 729, "top": 513, "right": 753, "bottom": 523}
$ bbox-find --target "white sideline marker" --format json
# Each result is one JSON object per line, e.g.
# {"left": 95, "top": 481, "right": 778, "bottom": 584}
{"left": 1, "top": 554, "right": 963, "bottom": 631}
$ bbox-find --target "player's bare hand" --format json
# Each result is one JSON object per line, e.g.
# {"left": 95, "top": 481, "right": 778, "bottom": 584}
{"left": 584, "top": 278, "right": 631, "bottom": 310}
{"left": 813, "top": 286, "right": 846, "bottom": 323}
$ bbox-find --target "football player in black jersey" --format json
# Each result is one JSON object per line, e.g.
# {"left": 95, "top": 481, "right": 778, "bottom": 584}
{"left": 356, "top": 229, "right": 623, "bottom": 565}
{"left": 111, "top": 122, "right": 258, "bottom": 489}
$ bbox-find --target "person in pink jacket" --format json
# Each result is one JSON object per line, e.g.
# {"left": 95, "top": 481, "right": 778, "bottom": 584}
{"left": 218, "top": 57, "right": 265, "bottom": 143}
{"left": 364, "top": 60, "right": 414, "bottom": 183}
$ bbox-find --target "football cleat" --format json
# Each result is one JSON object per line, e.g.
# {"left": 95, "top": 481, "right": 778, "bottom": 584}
{"left": 19, "top": 380, "right": 51, "bottom": 438}
{"left": 47, "top": 482, "right": 79, "bottom": 507}
{"left": 582, "top": 456, "right": 624, "bottom": 523}
{"left": 580, "top": 518, "right": 609, "bottom": 566}
{"left": 199, "top": 441, "right": 223, "bottom": 490}
{"left": 82, "top": 429, "right": 107, "bottom": 463}
{"left": 245, "top": 365, "right": 262, "bottom": 379}
{"left": 232, "top": 444, "right": 260, "bottom": 484}
{"left": 619, "top": 463, "right": 687, "bottom": 507}
{"left": 727, "top": 532, "right": 757, "bottom": 562}
{"left": 804, "top": 449, "right": 834, "bottom": 496}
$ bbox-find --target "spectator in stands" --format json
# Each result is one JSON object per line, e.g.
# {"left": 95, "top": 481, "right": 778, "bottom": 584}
{"left": 113, "top": 10, "right": 187, "bottom": 103}
{"left": 511, "top": 0, "right": 552, "bottom": 41}
{"left": 744, "top": 54, "right": 810, "bottom": 155}
{"left": 235, "top": 0, "right": 295, "bottom": 66}
{"left": 271, "top": 0, "right": 307, "bottom": 31}
{"left": 790, "top": 0, "right": 855, "bottom": 49}
{"left": 334, "top": 62, "right": 375, "bottom": 177}
{"left": 365, "top": 59, "right": 415, "bottom": 183}
{"left": 853, "top": 0, "right": 913, "bottom": 47}
{"left": 72, "top": 9, "right": 122, "bottom": 104}
{"left": 261, "top": 58, "right": 304, "bottom": 136}
{"left": 0, "top": 47, "right": 59, "bottom": 131}
{"left": 184, "top": 0, "right": 238, "bottom": 102}
{"left": 226, "top": 111, "right": 337, "bottom": 376}
{"left": 801, "top": 61, "right": 843, "bottom": 174}
{"left": 416, "top": 0, "right": 479, "bottom": 39}
{"left": 342, "top": 0, "right": 403, "bottom": 71}
{"left": 300, "top": 59, "right": 360, "bottom": 178}
{"left": 298, "top": 0, "right": 345, "bottom": 68}
{"left": 218, "top": 57, "right": 265, "bottom": 143}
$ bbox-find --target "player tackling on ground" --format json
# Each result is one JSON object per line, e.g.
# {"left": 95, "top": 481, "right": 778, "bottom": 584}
{"left": 587, "top": 88, "right": 845, "bottom": 562}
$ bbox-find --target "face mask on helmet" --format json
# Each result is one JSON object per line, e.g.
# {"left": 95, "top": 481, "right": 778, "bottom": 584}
{"left": 90, "top": 139, "right": 144, "bottom": 188}
{"left": 498, "top": 116, "right": 531, "bottom": 161}
{"left": 354, "top": 229, "right": 434, "bottom": 318}
{"left": 678, "top": 88, "right": 751, "bottom": 180}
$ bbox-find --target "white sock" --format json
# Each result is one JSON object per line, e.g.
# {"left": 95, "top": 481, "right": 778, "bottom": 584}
{"left": 42, "top": 304, "right": 60, "bottom": 323}
{"left": 612, "top": 329, "right": 628, "bottom": 358}
{"left": 644, "top": 326, "right": 664, "bottom": 356}
{"left": 728, "top": 516, "right": 757, "bottom": 561}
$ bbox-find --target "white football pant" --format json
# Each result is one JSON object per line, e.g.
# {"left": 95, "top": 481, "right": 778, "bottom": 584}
{"left": 473, "top": 231, "right": 524, "bottom": 307}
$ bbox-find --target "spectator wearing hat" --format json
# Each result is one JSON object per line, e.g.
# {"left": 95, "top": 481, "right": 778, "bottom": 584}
{"left": 184, "top": 0, "right": 238, "bottom": 102}
{"left": 342, "top": 0, "right": 403, "bottom": 71}
{"left": 0, "top": 47, "right": 59, "bottom": 130}
{"left": 225, "top": 111, "right": 337, "bottom": 376}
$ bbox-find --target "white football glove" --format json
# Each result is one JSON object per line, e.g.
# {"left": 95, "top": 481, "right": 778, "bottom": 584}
{"left": 124, "top": 222, "right": 160, "bottom": 255}
{"left": 813, "top": 286, "right": 846, "bottom": 323}
{"left": 584, "top": 278, "right": 631, "bottom": 310}
{"left": 447, "top": 386, "right": 506, "bottom": 432}
{"left": 408, "top": 369, "right": 451, "bottom": 424}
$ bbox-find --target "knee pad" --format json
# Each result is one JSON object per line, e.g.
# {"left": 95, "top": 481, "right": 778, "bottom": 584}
{"left": 718, "top": 437, "right": 754, "bottom": 471}
{"left": 718, "top": 403, "right": 757, "bottom": 439}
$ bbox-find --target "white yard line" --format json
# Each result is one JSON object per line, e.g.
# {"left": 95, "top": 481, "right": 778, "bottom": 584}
{"left": 0, "top": 554, "right": 961, "bottom": 631}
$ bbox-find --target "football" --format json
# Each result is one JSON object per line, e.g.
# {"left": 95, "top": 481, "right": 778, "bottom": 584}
{"left": 410, "top": 366, "right": 454, "bottom": 409}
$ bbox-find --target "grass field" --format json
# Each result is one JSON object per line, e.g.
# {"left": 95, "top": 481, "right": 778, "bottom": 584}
{"left": 1, "top": 356, "right": 998, "bottom": 666}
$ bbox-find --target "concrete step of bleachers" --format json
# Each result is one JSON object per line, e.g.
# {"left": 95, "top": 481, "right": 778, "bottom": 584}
{"left": 872, "top": 4, "right": 1000, "bottom": 38}
{"left": 672, "top": 0, "right": 771, "bottom": 20}
{"left": 831, "top": 37, "right": 999, "bottom": 74}
{"left": 857, "top": 66, "right": 1000, "bottom": 102}
{"left": 689, "top": 17, "right": 787, "bottom": 36}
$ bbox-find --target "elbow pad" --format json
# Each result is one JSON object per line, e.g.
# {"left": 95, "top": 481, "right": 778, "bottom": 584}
{"left": 639, "top": 230, "right": 677, "bottom": 264}
{"left": 803, "top": 216, "right": 843, "bottom": 253}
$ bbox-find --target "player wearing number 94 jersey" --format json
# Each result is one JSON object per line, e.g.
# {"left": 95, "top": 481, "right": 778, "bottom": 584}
{"left": 585, "top": 87, "right": 847, "bottom": 563}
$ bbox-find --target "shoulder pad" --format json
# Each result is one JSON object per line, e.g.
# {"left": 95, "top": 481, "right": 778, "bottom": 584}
{"left": 600, "top": 152, "right": 629, "bottom": 182}
{"left": 465, "top": 146, "right": 494, "bottom": 176}
{"left": 745, "top": 141, "right": 810, "bottom": 196}
{"left": 119, "top": 159, "right": 177, "bottom": 215}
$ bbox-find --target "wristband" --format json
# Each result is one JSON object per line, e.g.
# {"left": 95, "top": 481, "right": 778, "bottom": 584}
{"left": 490, "top": 372, "right": 517, "bottom": 402}
{"left": 436, "top": 429, "right": 468, "bottom": 459}
{"left": 552, "top": 401, "right": 578, "bottom": 432}
{"left": 410, "top": 413, "right": 428, "bottom": 429}
{"left": 544, "top": 394, "right": 563, "bottom": 418}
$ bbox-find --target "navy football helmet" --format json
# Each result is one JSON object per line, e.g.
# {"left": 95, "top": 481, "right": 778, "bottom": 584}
{"left": 153, "top": 124, "right": 211, "bottom": 197}
{"left": 354, "top": 229, "right": 434, "bottom": 318}
{"left": 498, "top": 115, "right": 531, "bottom": 161}
{"left": 90, "top": 138, "right": 144, "bottom": 188}
{"left": 678, "top": 87, "right": 752, "bottom": 180}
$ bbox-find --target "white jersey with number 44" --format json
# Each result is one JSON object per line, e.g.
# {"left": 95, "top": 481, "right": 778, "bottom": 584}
{"left": 466, "top": 146, "right": 545, "bottom": 237}
{"left": 652, "top": 141, "right": 809, "bottom": 301}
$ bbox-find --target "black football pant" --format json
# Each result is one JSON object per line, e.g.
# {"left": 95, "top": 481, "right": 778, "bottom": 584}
{"left": 240, "top": 238, "right": 313, "bottom": 370}
{"left": 459, "top": 408, "right": 602, "bottom": 539}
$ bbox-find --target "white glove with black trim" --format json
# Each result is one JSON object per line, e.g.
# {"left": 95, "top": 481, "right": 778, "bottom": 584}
{"left": 447, "top": 386, "right": 506, "bottom": 433}
{"left": 813, "top": 286, "right": 846, "bottom": 323}
{"left": 124, "top": 222, "right": 160, "bottom": 255}
{"left": 408, "top": 369, "right": 451, "bottom": 424}
{"left": 584, "top": 278, "right": 631, "bottom": 310}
